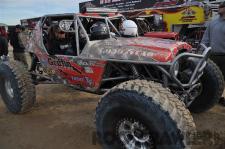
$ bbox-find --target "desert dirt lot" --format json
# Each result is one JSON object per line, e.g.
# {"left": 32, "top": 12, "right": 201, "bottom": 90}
{"left": 0, "top": 84, "right": 225, "bottom": 149}
{"left": 1, "top": 50, "right": 225, "bottom": 149}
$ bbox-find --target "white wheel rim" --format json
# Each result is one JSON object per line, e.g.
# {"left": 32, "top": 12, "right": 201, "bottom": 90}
{"left": 117, "top": 118, "right": 154, "bottom": 149}
{"left": 4, "top": 79, "right": 14, "bottom": 99}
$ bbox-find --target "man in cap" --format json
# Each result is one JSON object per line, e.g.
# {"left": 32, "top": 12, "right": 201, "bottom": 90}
{"left": 202, "top": 1, "right": 225, "bottom": 106}
{"left": 9, "top": 25, "right": 28, "bottom": 67}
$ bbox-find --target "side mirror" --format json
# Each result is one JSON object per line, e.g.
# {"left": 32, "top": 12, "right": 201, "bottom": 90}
{"left": 59, "top": 20, "right": 75, "bottom": 32}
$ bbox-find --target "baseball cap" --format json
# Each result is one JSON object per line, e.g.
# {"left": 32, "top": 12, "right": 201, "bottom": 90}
{"left": 219, "top": 1, "right": 225, "bottom": 8}
{"left": 15, "top": 25, "right": 25, "bottom": 31}
{"left": 15, "top": 24, "right": 22, "bottom": 29}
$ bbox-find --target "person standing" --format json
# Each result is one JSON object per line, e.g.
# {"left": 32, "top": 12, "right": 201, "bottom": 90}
{"left": 9, "top": 25, "right": 28, "bottom": 67}
{"left": 0, "top": 26, "right": 8, "bottom": 61}
{"left": 201, "top": 1, "right": 225, "bottom": 105}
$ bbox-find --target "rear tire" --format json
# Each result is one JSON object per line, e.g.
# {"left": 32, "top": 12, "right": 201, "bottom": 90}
{"left": 96, "top": 80, "right": 195, "bottom": 149}
{"left": 0, "top": 61, "right": 36, "bottom": 113}
{"left": 189, "top": 60, "right": 224, "bottom": 113}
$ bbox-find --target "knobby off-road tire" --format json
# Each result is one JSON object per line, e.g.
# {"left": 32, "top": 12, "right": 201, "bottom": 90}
{"left": 189, "top": 60, "right": 224, "bottom": 113}
{"left": 96, "top": 80, "right": 196, "bottom": 149}
{"left": 0, "top": 61, "right": 36, "bottom": 113}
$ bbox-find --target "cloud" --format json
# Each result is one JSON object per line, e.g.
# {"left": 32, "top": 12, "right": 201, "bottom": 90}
{"left": 0, "top": 0, "right": 90, "bottom": 25}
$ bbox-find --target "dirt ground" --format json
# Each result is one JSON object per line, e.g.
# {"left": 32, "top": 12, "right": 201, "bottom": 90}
{"left": 2, "top": 43, "right": 225, "bottom": 149}
{"left": 0, "top": 84, "right": 225, "bottom": 149}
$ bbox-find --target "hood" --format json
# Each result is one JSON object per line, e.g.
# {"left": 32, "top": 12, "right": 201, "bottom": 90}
{"left": 81, "top": 37, "right": 192, "bottom": 62}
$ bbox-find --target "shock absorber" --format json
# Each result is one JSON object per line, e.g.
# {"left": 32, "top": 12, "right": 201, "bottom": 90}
{"left": 130, "top": 64, "right": 140, "bottom": 79}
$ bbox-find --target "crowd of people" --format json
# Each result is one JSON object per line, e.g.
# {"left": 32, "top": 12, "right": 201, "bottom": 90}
{"left": 0, "top": 25, "right": 28, "bottom": 67}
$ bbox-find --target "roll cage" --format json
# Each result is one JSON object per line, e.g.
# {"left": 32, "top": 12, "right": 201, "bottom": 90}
{"left": 39, "top": 13, "right": 126, "bottom": 56}
{"left": 58, "top": 14, "right": 126, "bottom": 55}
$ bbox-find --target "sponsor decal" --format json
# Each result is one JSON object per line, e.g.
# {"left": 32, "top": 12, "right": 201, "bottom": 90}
{"left": 59, "top": 20, "right": 74, "bottom": 32}
{"left": 43, "top": 68, "right": 56, "bottom": 75}
{"left": 100, "top": 0, "right": 123, "bottom": 4}
{"left": 80, "top": 0, "right": 183, "bottom": 12}
{"left": 102, "top": 48, "right": 154, "bottom": 58}
{"left": 77, "top": 60, "right": 105, "bottom": 67}
{"left": 180, "top": 8, "right": 197, "bottom": 22}
{"left": 85, "top": 77, "right": 94, "bottom": 87}
{"left": 48, "top": 58, "right": 82, "bottom": 74}
{"left": 72, "top": 76, "right": 84, "bottom": 82}
{"left": 77, "top": 60, "right": 96, "bottom": 66}
{"left": 71, "top": 76, "right": 94, "bottom": 87}
{"left": 84, "top": 67, "right": 94, "bottom": 74}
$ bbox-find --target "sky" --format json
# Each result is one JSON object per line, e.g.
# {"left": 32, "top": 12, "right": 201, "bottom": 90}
{"left": 0, "top": 0, "right": 89, "bottom": 25}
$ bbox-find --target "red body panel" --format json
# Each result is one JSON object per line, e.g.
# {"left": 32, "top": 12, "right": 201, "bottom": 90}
{"left": 35, "top": 48, "right": 106, "bottom": 90}
{"left": 144, "top": 32, "right": 179, "bottom": 40}
{"left": 131, "top": 37, "right": 192, "bottom": 61}
{"left": 29, "top": 18, "right": 109, "bottom": 91}
{"left": 83, "top": 37, "right": 192, "bottom": 63}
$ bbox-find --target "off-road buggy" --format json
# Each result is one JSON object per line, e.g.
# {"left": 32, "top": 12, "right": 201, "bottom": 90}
{"left": 0, "top": 8, "right": 224, "bottom": 149}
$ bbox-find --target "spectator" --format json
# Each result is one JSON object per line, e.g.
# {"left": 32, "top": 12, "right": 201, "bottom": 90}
{"left": 0, "top": 26, "right": 8, "bottom": 61}
{"left": 201, "top": 1, "right": 225, "bottom": 106}
{"left": 0, "top": 26, "right": 8, "bottom": 39}
{"left": 9, "top": 25, "right": 28, "bottom": 67}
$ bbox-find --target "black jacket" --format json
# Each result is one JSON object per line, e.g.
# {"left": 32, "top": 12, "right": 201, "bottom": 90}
{"left": 0, "top": 36, "right": 8, "bottom": 56}
{"left": 47, "top": 38, "right": 76, "bottom": 55}
{"left": 9, "top": 32, "right": 25, "bottom": 53}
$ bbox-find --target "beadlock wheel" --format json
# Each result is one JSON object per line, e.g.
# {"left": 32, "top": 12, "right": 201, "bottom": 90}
{"left": 4, "top": 79, "right": 14, "bottom": 99}
{"left": 0, "top": 61, "right": 36, "bottom": 113}
{"left": 117, "top": 118, "right": 154, "bottom": 149}
{"left": 96, "top": 80, "right": 196, "bottom": 149}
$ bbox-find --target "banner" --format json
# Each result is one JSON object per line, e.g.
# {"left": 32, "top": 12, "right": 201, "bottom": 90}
{"left": 79, "top": 0, "right": 185, "bottom": 12}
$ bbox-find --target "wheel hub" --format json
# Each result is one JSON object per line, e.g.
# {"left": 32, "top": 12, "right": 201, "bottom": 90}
{"left": 4, "top": 79, "right": 14, "bottom": 99}
{"left": 134, "top": 129, "right": 143, "bottom": 139}
{"left": 117, "top": 118, "right": 154, "bottom": 149}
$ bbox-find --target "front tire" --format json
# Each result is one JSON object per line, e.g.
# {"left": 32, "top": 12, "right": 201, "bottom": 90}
{"left": 0, "top": 61, "right": 36, "bottom": 113}
{"left": 96, "top": 80, "right": 195, "bottom": 149}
